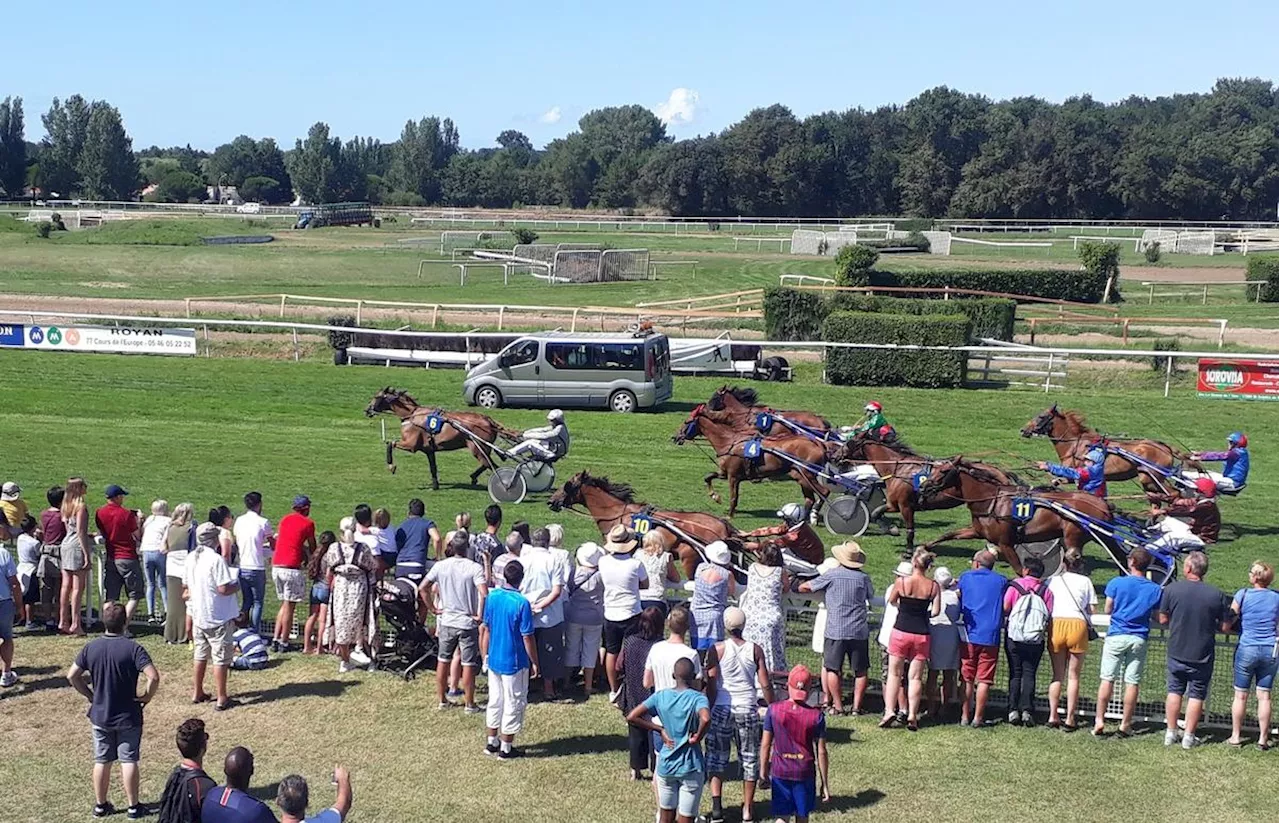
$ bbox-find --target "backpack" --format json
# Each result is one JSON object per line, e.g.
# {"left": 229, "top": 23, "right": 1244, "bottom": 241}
{"left": 1006, "top": 580, "right": 1050, "bottom": 644}
{"left": 156, "top": 764, "right": 214, "bottom": 823}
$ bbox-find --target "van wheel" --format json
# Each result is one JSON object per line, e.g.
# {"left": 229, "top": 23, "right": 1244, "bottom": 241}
{"left": 475, "top": 386, "right": 502, "bottom": 409}
{"left": 609, "top": 390, "right": 637, "bottom": 413}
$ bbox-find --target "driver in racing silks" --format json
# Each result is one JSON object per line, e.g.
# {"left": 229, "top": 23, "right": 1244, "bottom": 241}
{"left": 1038, "top": 443, "right": 1108, "bottom": 498}
{"left": 1184, "top": 431, "right": 1250, "bottom": 493}
{"left": 742, "top": 503, "right": 825, "bottom": 566}
{"left": 842, "top": 401, "right": 895, "bottom": 441}
{"left": 1147, "top": 477, "right": 1221, "bottom": 544}
{"left": 509, "top": 409, "right": 570, "bottom": 462}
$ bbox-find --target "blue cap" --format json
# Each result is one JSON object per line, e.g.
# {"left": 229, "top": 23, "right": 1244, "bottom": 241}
{"left": 1085, "top": 448, "right": 1105, "bottom": 463}
{"left": 104, "top": 484, "right": 129, "bottom": 498}
{"left": 292, "top": 495, "right": 311, "bottom": 509}
{"left": 1228, "top": 432, "right": 1244, "bottom": 444}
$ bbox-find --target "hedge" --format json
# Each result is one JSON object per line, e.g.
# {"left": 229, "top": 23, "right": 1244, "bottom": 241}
{"left": 869, "top": 268, "right": 1109, "bottom": 303}
{"left": 823, "top": 311, "right": 971, "bottom": 388}
{"left": 1245, "top": 255, "right": 1278, "bottom": 302}
{"left": 827, "top": 293, "right": 1015, "bottom": 341}
{"left": 763, "top": 287, "right": 829, "bottom": 341}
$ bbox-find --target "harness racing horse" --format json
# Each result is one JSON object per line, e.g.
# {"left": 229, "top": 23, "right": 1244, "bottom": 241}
{"left": 1020, "top": 405, "right": 1180, "bottom": 492}
{"left": 838, "top": 432, "right": 966, "bottom": 551}
{"left": 365, "top": 387, "right": 520, "bottom": 491}
{"left": 673, "top": 404, "right": 836, "bottom": 519}
{"left": 915, "top": 457, "right": 1111, "bottom": 575}
{"left": 705, "top": 385, "right": 834, "bottom": 438}
{"left": 547, "top": 470, "right": 744, "bottom": 579}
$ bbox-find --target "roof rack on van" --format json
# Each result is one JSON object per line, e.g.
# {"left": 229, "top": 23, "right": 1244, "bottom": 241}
{"left": 627, "top": 321, "right": 657, "bottom": 338}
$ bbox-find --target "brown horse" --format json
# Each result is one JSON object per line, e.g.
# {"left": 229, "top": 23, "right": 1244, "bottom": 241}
{"left": 1020, "top": 405, "right": 1180, "bottom": 492}
{"left": 706, "top": 385, "right": 834, "bottom": 439}
{"left": 915, "top": 457, "right": 1111, "bottom": 574}
{"left": 547, "top": 470, "right": 743, "bottom": 579}
{"left": 364, "top": 387, "right": 519, "bottom": 490}
{"left": 838, "top": 432, "right": 966, "bottom": 550}
{"left": 673, "top": 404, "right": 835, "bottom": 519}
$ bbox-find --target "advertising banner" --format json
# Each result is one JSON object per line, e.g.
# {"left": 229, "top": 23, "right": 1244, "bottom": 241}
{"left": 0, "top": 323, "right": 197, "bottom": 356}
{"left": 1196, "top": 358, "right": 1278, "bottom": 401}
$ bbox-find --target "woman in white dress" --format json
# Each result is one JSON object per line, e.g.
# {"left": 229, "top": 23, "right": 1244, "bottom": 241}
{"left": 325, "top": 521, "right": 378, "bottom": 673}
{"left": 741, "top": 542, "right": 789, "bottom": 675}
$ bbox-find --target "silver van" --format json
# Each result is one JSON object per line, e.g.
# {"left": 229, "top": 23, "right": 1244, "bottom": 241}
{"left": 462, "top": 332, "right": 673, "bottom": 413}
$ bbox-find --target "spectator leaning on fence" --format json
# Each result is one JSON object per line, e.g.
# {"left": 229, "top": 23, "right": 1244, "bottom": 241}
{"left": 957, "top": 549, "right": 1007, "bottom": 728}
{"left": 1002, "top": 555, "right": 1054, "bottom": 727}
{"left": 97, "top": 484, "right": 145, "bottom": 626}
{"left": 1093, "top": 547, "right": 1162, "bottom": 737}
{"left": 1159, "top": 551, "right": 1231, "bottom": 750}
{"left": 797, "top": 542, "right": 874, "bottom": 716}
{"left": 1227, "top": 561, "right": 1278, "bottom": 750}
{"left": 1045, "top": 549, "right": 1097, "bottom": 730}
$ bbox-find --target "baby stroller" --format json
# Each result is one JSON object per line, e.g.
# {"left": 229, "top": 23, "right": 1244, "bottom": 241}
{"left": 375, "top": 578, "right": 437, "bottom": 681}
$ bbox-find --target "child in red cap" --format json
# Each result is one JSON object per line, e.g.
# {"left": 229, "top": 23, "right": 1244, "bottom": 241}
{"left": 760, "top": 665, "right": 829, "bottom": 822}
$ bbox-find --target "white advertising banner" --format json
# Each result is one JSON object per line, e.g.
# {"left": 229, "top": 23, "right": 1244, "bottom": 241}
{"left": 0, "top": 323, "right": 197, "bottom": 356}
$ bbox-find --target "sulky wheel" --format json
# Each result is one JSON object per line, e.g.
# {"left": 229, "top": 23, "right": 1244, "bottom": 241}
{"left": 1015, "top": 539, "right": 1064, "bottom": 577}
{"left": 823, "top": 495, "right": 870, "bottom": 537}
{"left": 487, "top": 466, "right": 528, "bottom": 505}
{"left": 519, "top": 460, "right": 556, "bottom": 493}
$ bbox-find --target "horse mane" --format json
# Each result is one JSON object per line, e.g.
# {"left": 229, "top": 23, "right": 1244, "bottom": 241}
{"left": 383, "top": 386, "right": 419, "bottom": 406}
{"left": 580, "top": 473, "right": 638, "bottom": 503}
{"left": 1061, "top": 409, "right": 1093, "bottom": 434}
{"left": 957, "top": 459, "right": 1024, "bottom": 488}
{"left": 862, "top": 431, "right": 918, "bottom": 456}
{"left": 727, "top": 386, "right": 758, "bottom": 406}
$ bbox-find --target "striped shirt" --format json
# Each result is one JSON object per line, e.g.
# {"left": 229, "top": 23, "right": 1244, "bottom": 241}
{"left": 232, "top": 628, "right": 269, "bottom": 665}
{"left": 807, "top": 566, "right": 873, "bottom": 640}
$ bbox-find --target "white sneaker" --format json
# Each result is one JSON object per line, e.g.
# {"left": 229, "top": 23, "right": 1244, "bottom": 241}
{"left": 609, "top": 689, "right": 622, "bottom": 705}
{"left": 1182, "top": 734, "right": 1201, "bottom": 750}
{"left": 338, "top": 661, "right": 353, "bottom": 674}
{"left": 349, "top": 649, "right": 372, "bottom": 666}
{"left": 0, "top": 671, "right": 17, "bottom": 687}
{"left": 1164, "top": 729, "right": 1181, "bottom": 746}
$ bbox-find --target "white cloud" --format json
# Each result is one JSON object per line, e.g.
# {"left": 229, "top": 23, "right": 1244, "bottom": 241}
{"left": 654, "top": 88, "right": 699, "bottom": 126}
{"left": 539, "top": 106, "right": 562, "bottom": 124}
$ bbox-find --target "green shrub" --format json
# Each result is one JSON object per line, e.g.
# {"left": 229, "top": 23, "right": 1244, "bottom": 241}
{"left": 763, "top": 287, "right": 829, "bottom": 341}
{"left": 827, "top": 293, "right": 1015, "bottom": 341}
{"left": 1151, "top": 338, "right": 1181, "bottom": 372}
{"left": 823, "top": 311, "right": 970, "bottom": 387}
{"left": 512, "top": 227, "right": 539, "bottom": 245}
{"left": 834, "top": 244, "right": 878, "bottom": 285}
{"left": 35, "top": 220, "right": 51, "bottom": 238}
{"left": 1077, "top": 240, "right": 1123, "bottom": 302}
{"left": 1245, "top": 255, "right": 1278, "bottom": 302}
{"left": 893, "top": 218, "right": 934, "bottom": 233}
{"left": 383, "top": 190, "right": 427, "bottom": 207}
{"left": 50, "top": 212, "right": 66, "bottom": 231}
{"left": 1143, "top": 241, "right": 1161, "bottom": 263}
{"left": 869, "top": 268, "right": 1109, "bottom": 303}
{"left": 327, "top": 314, "right": 356, "bottom": 350}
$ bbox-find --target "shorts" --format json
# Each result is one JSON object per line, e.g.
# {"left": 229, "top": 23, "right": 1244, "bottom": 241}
{"left": 439, "top": 625, "right": 481, "bottom": 667}
{"left": 564, "top": 622, "right": 604, "bottom": 669}
{"left": 232, "top": 655, "right": 268, "bottom": 671}
{"left": 0, "top": 599, "right": 13, "bottom": 641}
{"left": 888, "top": 628, "right": 930, "bottom": 662}
{"left": 770, "top": 777, "right": 817, "bottom": 818}
{"left": 1234, "top": 644, "right": 1279, "bottom": 691}
{"left": 1047, "top": 617, "right": 1090, "bottom": 655}
{"left": 656, "top": 774, "right": 705, "bottom": 817}
{"left": 105, "top": 558, "right": 145, "bottom": 602}
{"left": 272, "top": 567, "right": 306, "bottom": 603}
{"left": 92, "top": 725, "right": 142, "bottom": 764}
{"left": 535, "top": 624, "right": 566, "bottom": 681}
{"left": 603, "top": 615, "right": 639, "bottom": 656}
{"left": 193, "top": 620, "right": 234, "bottom": 666}
{"left": 1099, "top": 634, "right": 1148, "bottom": 685}
{"left": 960, "top": 642, "right": 999, "bottom": 685}
{"left": 822, "top": 637, "right": 869, "bottom": 674}
{"left": 310, "top": 582, "right": 330, "bottom": 606}
{"left": 1167, "top": 658, "right": 1213, "bottom": 701}
{"left": 706, "top": 705, "right": 762, "bottom": 779}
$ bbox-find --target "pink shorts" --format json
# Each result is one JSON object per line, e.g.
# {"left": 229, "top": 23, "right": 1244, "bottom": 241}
{"left": 887, "top": 629, "right": 930, "bottom": 662}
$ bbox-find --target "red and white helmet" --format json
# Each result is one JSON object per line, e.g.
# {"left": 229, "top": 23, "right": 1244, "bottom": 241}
{"left": 865, "top": 401, "right": 882, "bottom": 413}
{"left": 1194, "top": 477, "right": 1217, "bottom": 498}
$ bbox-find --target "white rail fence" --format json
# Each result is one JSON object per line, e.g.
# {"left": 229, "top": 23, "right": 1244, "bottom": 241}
{"left": 967, "top": 339, "right": 1069, "bottom": 391}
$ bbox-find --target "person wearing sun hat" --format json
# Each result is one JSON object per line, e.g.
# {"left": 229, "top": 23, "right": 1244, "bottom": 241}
{"left": 798, "top": 542, "right": 875, "bottom": 716}
{"left": 691, "top": 541, "right": 736, "bottom": 652}
{"left": 598, "top": 524, "right": 649, "bottom": 700}
{"left": 0, "top": 481, "right": 29, "bottom": 544}
{"left": 760, "top": 664, "right": 830, "bottom": 823}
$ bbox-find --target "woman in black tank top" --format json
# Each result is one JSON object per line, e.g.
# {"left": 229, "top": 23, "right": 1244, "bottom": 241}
{"left": 881, "top": 549, "right": 942, "bottom": 730}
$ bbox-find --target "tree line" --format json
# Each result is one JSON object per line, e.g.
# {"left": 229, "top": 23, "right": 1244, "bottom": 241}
{"left": 0, "top": 78, "right": 1276, "bottom": 220}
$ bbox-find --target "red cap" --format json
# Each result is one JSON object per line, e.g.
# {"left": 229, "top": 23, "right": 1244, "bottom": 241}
{"left": 1194, "top": 477, "right": 1217, "bottom": 498}
{"left": 787, "top": 664, "right": 813, "bottom": 701}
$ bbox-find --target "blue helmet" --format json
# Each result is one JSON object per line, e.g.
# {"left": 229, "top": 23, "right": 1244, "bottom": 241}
{"left": 1227, "top": 431, "right": 1246, "bottom": 446}
{"left": 1085, "top": 448, "right": 1105, "bottom": 464}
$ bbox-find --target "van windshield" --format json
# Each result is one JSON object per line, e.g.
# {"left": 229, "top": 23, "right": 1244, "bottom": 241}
{"left": 506, "top": 340, "right": 539, "bottom": 366}
{"left": 545, "top": 342, "right": 643, "bottom": 370}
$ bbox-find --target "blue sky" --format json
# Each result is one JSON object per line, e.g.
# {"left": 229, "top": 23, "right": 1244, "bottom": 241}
{"left": 7, "top": 0, "right": 1277, "bottom": 150}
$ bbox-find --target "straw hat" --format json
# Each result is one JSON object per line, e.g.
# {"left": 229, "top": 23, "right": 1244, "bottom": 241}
{"left": 831, "top": 542, "right": 866, "bottom": 569}
{"left": 576, "top": 542, "right": 604, "bottom": 567}
{"left": 705, "top": 540, "right": 732, "bottom": 566}
{"left": 604, "top": 524, "right": 637, "bottom": 554}
{"left": 893, "top": 560, "right": 912, "bottom": 578}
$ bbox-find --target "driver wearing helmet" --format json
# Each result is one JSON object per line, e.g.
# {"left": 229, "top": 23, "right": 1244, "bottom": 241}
{"left": 742, "top": 502, "right": 824, "bottom": 566}
{"left": 850, "top": 401, "right": 893, "bottom": 440}
{"left": 1184, "top": 432, "right": 1249, "bottom": 492}
{"left": 509, "top": 409, "right": 570, "bottom": 462}
{"left": 1037, "top": 445, "right": 1108, "bottom": 498}
{"left": 1147, "top": 477, "right": 1220, "bottom": 544}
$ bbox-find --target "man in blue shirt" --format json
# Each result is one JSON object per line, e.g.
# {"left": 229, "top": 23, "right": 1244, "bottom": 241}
{"left": 392, "top": 499, "right": 441, "bottom": 584}
{"left": 202, "top": 747, "right": 277, "bottom": 823}
{"left": 276, "top": 768, "right": 351, "bottom": 823}
{"left": 1093, "top": 547, "right": 1163, "bottom": 737}
{"left": 627, "top": 657, "right": 712, "bottom": 823}
{"left": 481, "top": 561, "right": 539, "bottom": 760}
{"left": 956, "top": 549, "right": 1007, "bottom": 727}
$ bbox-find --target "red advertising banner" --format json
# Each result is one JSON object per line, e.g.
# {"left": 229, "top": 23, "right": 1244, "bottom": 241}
{"left": 1197, "top": 358, "right": 1279, "bottom": 401}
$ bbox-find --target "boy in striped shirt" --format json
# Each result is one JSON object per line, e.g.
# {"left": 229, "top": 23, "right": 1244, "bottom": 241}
{"left": 231, "top": 613, "right": 269, "bottom": 671}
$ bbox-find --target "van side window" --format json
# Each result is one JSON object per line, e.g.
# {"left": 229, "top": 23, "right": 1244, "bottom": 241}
{"left": 546, "top": 343, "right": 591, "bottom": 369}
{"left": 508, "top": 340, "right": 539, "bottom": 366}
{"left": 599, "top": 344, "right": 642, "bottom": 370}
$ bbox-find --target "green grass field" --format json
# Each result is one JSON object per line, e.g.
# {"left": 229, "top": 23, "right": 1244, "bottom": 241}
{"left": 0, "top": 352, "right": 1276, "bottom": 823}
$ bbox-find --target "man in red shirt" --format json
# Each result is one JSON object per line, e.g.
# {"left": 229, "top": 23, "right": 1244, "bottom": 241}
{"left": 271, "top": 496, "right": 317, "bottom": 653}
{"left": 96, "top": 485, "right": 144, "bottom": 625}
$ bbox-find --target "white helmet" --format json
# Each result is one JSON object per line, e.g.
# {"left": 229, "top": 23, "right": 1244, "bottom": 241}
{"left": 547, "top": 409, "right": 564, "bottom": 422}
{"left": 777, "top": 503, "right": 805, "bottom": 524}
